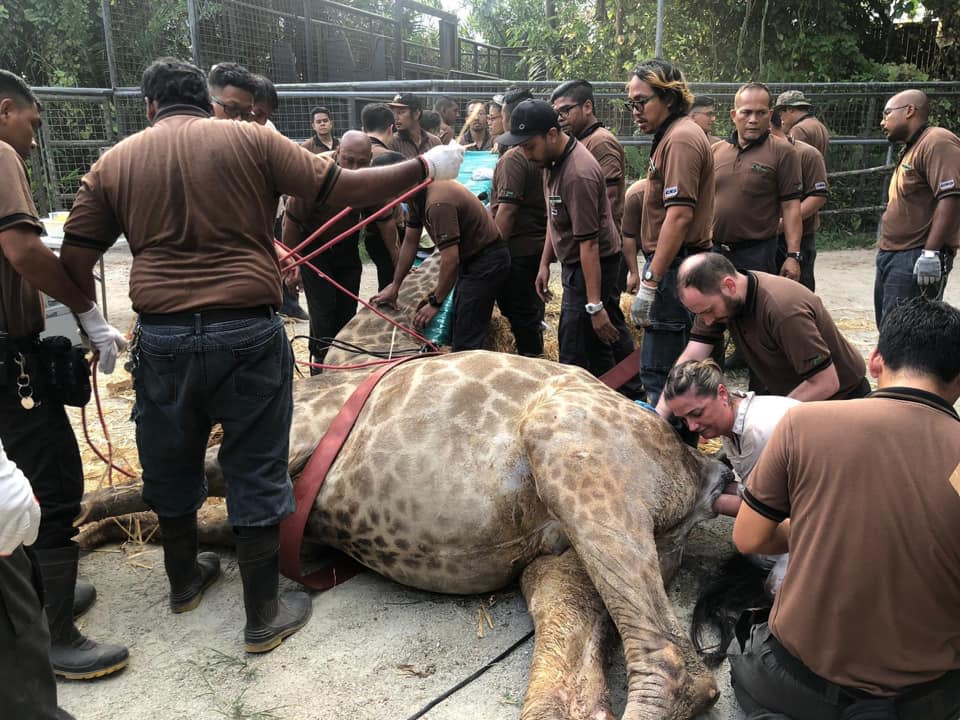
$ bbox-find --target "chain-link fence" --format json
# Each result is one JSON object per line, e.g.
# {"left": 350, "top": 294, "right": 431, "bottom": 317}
{"left": 30, "top": 80, "right": 960, "bottom": 240}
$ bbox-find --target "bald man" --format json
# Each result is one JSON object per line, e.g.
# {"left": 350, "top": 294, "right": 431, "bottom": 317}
{"left": 282, "top": 131, "right": 373, "bottom": 369}
{"left": 875, "top": 89, "right": 960, "bottom": 328}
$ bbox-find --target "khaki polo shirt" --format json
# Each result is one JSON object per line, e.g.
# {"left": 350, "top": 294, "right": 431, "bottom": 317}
{"left": 0, "top": 142, "right": 45, "bottom": 337}
{"left": 879, "top": 125, "right": 960, "bottom": 252}
{"left": 390, "top": 129, "right": 441, "bottom": 160}
{"left": 713, "top": 132, "right": 803, "bottom": 245}
{"left": 788, "top": 114, "right": 829, "bottom": 161}
{"left": 745, "top": 388, "right": 960, "bottom": 694}
{"left": 641, "top": 115, "right": 715, "bottom": 257}
{"left": 621, "top": 178, "right": 647, "bottom": 246}
{"left": 578, "top": 122, "right": 625, "bottom": 233}
{"left": 64, "top": 106, "right": 340, "bottom": 314}
{"left": 690, "top": 272, "right": 865, "bottom": 398}
{"left": 544, "top": 136, "right": 621, "bottom": 265}
{"left": 793, "top": 138, "right": 828, "bottom": 235}
{"left": 301, "top": 135, "right": 339, "bottom": 154}
{"left": 491, "top": 146, "right": 546, "bottom": 258}
{"left": 406, "top": 180, "right": 499, "bottom": 260}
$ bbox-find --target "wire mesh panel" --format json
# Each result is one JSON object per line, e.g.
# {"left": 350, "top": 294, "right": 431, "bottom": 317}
{"left": 106, "top": 0, "right": 194, "bottom": 87}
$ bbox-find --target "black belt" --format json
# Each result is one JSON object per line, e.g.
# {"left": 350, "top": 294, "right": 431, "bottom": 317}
{"left": 715, "top": 236, "right": 776, "bottom": 253}
{"left": 139, "top": 305, "right": 275, "bottom": 325}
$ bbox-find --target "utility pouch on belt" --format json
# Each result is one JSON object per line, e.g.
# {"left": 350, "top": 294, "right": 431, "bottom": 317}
{"left": 840, "top": 698, "right": 898, "bottom": 720}
{"left": 36, "top": 336, "right": 92, "bottom": 407}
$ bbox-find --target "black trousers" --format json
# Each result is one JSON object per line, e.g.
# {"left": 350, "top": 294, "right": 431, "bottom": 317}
{"left": 0, "top": 547, "right": 73, "bottom": 719}
{"left": 301, "top": 255, "right": 363, "bottom": 368}
{"left": 715, "top": 238, "right": 778, "bottom": 274}
{"left": 364, "top": 226, "right": 396, "bottom": 292}
{"left": 776, "top": 233, "right": 818, "bottom": 291}
{"left": 558, "top": 254, "right": 642, "bottom": 398}
{"left": 496, "top": 253, "right": 545, "bottom": 357}
{"left": 0, "top": 383, "right": 83, "bottom": 550}
{"left": 451, "top": 242, "right": 511, "bottom": 351}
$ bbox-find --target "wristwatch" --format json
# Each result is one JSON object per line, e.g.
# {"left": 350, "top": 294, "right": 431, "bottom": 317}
{"left": 643, "top": 268, "right": 662, "bottom": 283}
{"left": 427, "top": 292, "right": 442, "bottom": 308}
{"left": 785, "top": 252, "right": 803, "bottom": 263}
{"left": 585, "top": 302, "right": 604, "bottom": 315}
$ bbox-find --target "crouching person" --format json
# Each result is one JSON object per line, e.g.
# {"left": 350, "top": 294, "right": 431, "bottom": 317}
{"left": 728, "top": 297, "right": 960, "bottom": 719}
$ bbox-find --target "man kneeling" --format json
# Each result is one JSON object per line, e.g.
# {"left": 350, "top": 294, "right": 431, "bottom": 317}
{"left": 729, "top": 297, "right": 960, "bottom": 719}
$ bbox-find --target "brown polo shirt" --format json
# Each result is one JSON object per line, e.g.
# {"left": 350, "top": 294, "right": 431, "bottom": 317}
{"left": 544, "top": 136, "right": 621, "bottom": 265}
{"left": 641, "top": 115, "right": 714, "bottom": 257}
{"left": 301, "top": 135, "right": 339, "bottom": 154}
{"left": 282, "top": 192, "right": 362, "bottom": 265}
{"left": 788, "top": 114, "right": 829, "bottom": 161}
{"left": 459, "top": 130, "right": 493, "bottom": 151}
{"left": 713, "top": 131, "right": 802, "bottom": 245}
{"left": 490, "top": 146, "right": 546, "bottom": 258}
{"left": 745, "top": 388, "right": 960, "bottom": 694}
{"left": 879, "top": 125, "right": 960, "bottom": 252}
{"left": 793, "top": 138, "right": 828, "bottom": 235}
{"left": 690, "top": 271, "right": 865, "bottom": 398}
{"left": 390, "top": 129, "right": 441, "bottom": 160}
{"left": 437, "top": 124, "right": 453, "bottom": 145}
{"left": 63, "top": 106, "right": 340, "bottom": 314}
{"left": 406, "top": 180, "right": 499, "bottom": 260}
{"left": 621, "top": 178, "right": 646, "bottom": 244}
{"left": 369, "top": 136, "right": 391, "bottom": 159}
{"left": 0, "top": 141, "right": 45, "bottom": 337}
{"left": 578, "top": 122, "right": 625, "bottom": 232}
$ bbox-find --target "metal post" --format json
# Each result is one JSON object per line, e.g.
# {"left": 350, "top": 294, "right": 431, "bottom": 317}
{"left": 304, "top": 0, "right": 316, "bottom": 82}
{"left": 100, "top": 0, "right": 119, "bottom": 89}
{"left": 655, "top": 0, "right": 665, "bottom": 58}
{"left": 394, "top": 0, "right": 404, "bottom": 80}
{"left": 187, "top": 0, "right": 202, "bottom": 67}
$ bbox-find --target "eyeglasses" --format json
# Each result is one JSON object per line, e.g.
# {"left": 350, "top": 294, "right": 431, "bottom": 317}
{"left": 622, "top": 95, "right": 656, "bottom": 112}
{"left": 881, "top": 105, "right": 911, "bottom": 118}
{"left": 554, "top": 102, "right": 583, "bottom": 117}
{"left": 212, "top": 96, "right": 254, "bottom": 120}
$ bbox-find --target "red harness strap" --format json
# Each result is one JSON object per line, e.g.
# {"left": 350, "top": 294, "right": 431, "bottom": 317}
{"left": 279, "top": 354, "right": 432, "bottom": 590}
{"left": 598, "top": 347, "right": 643, "bottom": 391}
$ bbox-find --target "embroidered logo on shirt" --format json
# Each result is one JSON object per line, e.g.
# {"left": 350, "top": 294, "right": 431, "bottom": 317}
{"left": 751, "top": 163, "right": 773, "bottom": 174}
{"left": 940, "top": 179, "right": 956, "bottom": 191}
{"left": 664, "top": 186, "right": 679, "bottom": 199}
{"left": 501, "top": 190, "right": 516, "bottom": 199}
{"left": 814, "top": 181, "right": 827, "bottom": 191}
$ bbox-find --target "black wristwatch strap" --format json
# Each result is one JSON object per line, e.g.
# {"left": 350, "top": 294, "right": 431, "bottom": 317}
{"left": 428, "top": 292, "right": 442, "bottom": 308}
{"left": 786, "top": 251, "right": 802, "bottom": 262}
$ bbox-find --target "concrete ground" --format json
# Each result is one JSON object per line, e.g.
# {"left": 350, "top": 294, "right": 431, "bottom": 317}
{"left": 56, "top": 248, "right": 960, "bottom": 720}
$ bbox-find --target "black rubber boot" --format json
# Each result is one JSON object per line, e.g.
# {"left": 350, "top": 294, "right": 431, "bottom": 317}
{"left": 35, "top": 545, "right": 129, "bottom": 680}
{"left": 159, "top": 513, "right": 221, "bottom": 614}
{"left": 73, "top": 579, "right": 96, "bottom": 619}
{"left": 235, "top": 525, "right": 312, "bottom": 654}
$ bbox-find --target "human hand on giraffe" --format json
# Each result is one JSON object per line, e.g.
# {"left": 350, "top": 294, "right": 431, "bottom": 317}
{"left": 590, "top": 309, "right": 619, "bottom": 344}
{"left": 535, "top": 265, "right": 552, "bottom": 302}
{"left": 370, "top": 284, "right": 400, "bottom": 310}
{"left": 413, "top": 298, "right": 439, "bottom": 329}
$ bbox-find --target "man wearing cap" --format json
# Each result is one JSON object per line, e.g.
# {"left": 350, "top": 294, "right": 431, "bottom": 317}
{"left": 689, "top": 95, "right": 722, "bottom": 146}
{"left": 490, "top": 88, "right": 546, "bottom": 357}
{"left": 774, "top": 90, "right": 830, "bottom": 163}
{"left": 498, "top": 100, "right": 639, "bottom": 394}
{"left": 712, "top": 82, "right": 803, "bottom": 280}
{"left": 389, "top": 93, "right": 441, "bottom": 159}
{"left": 875, "top": 89, "right": 960, "bottom": 328}
{"left": 626, "top": 58, "right": 715, "bottom": 408}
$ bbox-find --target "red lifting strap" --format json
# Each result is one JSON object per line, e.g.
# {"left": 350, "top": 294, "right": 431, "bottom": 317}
{"left": 598, "top": 347, "right": 642, "bottom": 391}
{"left": 279, "top": 354, "right": 433, "bottom": 590}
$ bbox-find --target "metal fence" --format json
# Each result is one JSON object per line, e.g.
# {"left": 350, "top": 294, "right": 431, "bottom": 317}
{"left": 29, "top": 80, "right": 960, "bottom": 239}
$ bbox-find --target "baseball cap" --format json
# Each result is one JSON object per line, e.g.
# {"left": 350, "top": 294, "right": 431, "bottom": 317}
{"left": 774, "top": 90, "right": 813, "bottom": 109}
{"left": 387, "top": 93, "right": 422, "bottom": 112}
{"left": 495, "top": 100, "right": 561, "bottom": 147}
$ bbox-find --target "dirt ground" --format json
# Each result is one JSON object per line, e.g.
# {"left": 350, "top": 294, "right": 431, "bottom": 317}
{"left": 55, "top": 248, "right": 960, "bottom": 720}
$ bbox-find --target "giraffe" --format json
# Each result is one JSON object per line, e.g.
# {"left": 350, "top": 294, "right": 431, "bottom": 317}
{"left": 198, "top": 349, "right": 730, "bottom": 720}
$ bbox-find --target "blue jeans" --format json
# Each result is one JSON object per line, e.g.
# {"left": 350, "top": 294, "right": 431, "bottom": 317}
{"left": 640, "top": 254, "right": 693, "bottom": 406}
{"left": 875, "top": 248, "right": 953, "bottom": 329}
{"left": 132, "top": 313, "right": 295, "bottom": 526}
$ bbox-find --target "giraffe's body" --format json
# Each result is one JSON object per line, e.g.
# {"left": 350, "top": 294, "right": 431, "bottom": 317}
{"left": 203, "top": 252, "right": 729, "bottom": 718}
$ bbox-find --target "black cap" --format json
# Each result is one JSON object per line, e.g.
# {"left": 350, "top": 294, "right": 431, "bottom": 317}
{"left": 387, "top": 93, "right": 422, "bottom": 112}
{"left": 496, "top": 100, "right": 561, "bottom": 147}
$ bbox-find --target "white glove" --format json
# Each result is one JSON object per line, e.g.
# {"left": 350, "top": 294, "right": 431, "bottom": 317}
{"left": 422, "top": 142, "right": 465, "bottom": 181}
{"left": 77, "top": 304, "right": 128, "bottom": 374}
{"left": 0, "top": 440, "right": 41, "bottom": 555}
{"left": 913, "top": 250, "right": 942, "bottom": 288}
{"left": 631, "top": 282, "right": 658, "bottom": 328}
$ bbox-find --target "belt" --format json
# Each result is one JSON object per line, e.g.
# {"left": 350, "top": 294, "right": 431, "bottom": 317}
{"left": 139, "top": 305, "right": 276, "bottom": 325}
{"left": 715, "top": 236, "right": 775, "bottom": 253}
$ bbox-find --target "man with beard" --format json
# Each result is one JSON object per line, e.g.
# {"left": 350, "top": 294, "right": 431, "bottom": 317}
{"left": 388, "top": 94, "right": 441, "bottom": 159}
{"left": 434, "top": 96, "right": 459, "bottom": 145}
{"left": 654, "top": 253, "right": 869, "bottom": 419}
{"left": 458, "top": 100, "right": 492, "bottom": 150}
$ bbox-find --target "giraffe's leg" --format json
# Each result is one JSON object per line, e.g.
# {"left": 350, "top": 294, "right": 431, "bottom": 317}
{"left": 520, "top": 387, "right": 719, "bottom": 720}
{"left": 520, "top": 549, "right": 616, "bottom": 720}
